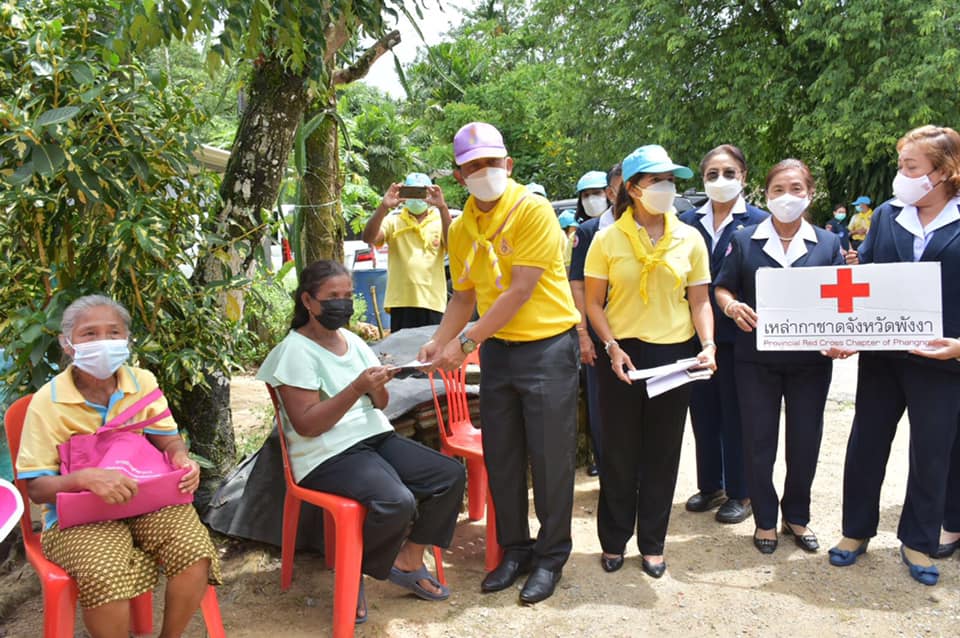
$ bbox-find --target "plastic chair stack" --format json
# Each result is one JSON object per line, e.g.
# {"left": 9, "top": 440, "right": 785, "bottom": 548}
{"left": 265, "top": 385, "right": 446, "bottom": 638}
{"left": 3, "top": 394, "right": 225, "bottom": 638}
{"left": 429, "top": 350, "right": 503, "bottom": 572}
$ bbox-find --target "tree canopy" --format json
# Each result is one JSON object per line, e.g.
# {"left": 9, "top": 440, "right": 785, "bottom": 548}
{"left": 400, "top": 0, "right": 960, "bottom": 218}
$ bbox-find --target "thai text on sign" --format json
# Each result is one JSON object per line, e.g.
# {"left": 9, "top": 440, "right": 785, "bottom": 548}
{"left": 755, "top": 262, "right": 942, "bottom": 351}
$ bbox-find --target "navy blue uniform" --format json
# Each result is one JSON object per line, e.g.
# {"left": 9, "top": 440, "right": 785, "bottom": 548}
{"left": 715, "top": 221, "right": 843, "bottom": 530}
{"left": 569, "top": 214, "right": 610, "bottom": 467}
{"left": 678, "top": 202, "right": 768, "bottom": 501}
{"left": 824, "top": 219, "right": 851, "bottom": 251}
{"left": 841, "top": 199, "right": 960, "bottom": 554}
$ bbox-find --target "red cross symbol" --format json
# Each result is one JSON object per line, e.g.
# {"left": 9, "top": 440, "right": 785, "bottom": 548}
{"left": 820, "top": 268, "right": 871, "bottom": 313}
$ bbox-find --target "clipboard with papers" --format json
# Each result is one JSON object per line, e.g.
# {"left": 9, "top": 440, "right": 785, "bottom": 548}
{"left": 626, "top": 357, "right": 714, "bottom": 398}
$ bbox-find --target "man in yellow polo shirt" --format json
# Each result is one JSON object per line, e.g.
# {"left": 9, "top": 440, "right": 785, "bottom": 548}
{"left": 362, "top": 172, "right": 452, "bottom": 331}
{"left": 418, "top": 122, "right": 581, "bottom": 604}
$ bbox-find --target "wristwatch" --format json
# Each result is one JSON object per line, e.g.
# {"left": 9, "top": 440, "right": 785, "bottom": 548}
{"left": 459, "top": 332, "right": 478, "bottom": 354}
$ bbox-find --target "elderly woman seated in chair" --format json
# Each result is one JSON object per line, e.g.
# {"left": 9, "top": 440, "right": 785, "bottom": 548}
{"left": 257, "top": 260, "right": 465, "bottom": 623}
{"left": 15, "top": 295, "right": 221, "bottom": 638}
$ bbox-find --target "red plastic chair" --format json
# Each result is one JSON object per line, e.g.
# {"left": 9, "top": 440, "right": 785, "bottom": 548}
{"left": 265, "top": 385, "right": 446, "bottom": 638}
{"left": 3, "top": 394, "right": 225, "bottom": 638}
{"left": 429, "top": 351, "right": 503, "bottom": 572}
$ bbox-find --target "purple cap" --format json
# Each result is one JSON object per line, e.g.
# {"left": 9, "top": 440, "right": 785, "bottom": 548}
{"left": 453, "top": 122, "right": 508, "bottom": 165}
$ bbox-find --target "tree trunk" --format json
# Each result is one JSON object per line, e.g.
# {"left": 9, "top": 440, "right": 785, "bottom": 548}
{"left": 181, "top": 56, "right": 310, "bottom": 500}
{"left": 173, "top": 370, "right": 236, "bottom": 509}
{"left": 300, "top": 86, "right": 346, "bottom": 264}
{"left": 298, "top": 29, "right": 401, "bottom": 264}
{"left": 212, "top": 58, "right": 311, "bottom": 256}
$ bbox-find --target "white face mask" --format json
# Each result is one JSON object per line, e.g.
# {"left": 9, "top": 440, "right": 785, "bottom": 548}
{"left": 68, "top": 338, "right": 130, "bottom": 380}
{"left": 766, "top": 193, "right": 810, "bottom": 224}
{"left": 893, "top": 171, "right": 938, "bottom": 205}
{"left": 582, "top": 194, "right": 608, "bottom": 217}
{"left": 464, "top": 167, "right": 509, "bottom": 202}
{"left": 704, "top": 176, "right": 743, "bottom": 204}
{"left": 638, "top": 181, "right": 676, "bottom": 215}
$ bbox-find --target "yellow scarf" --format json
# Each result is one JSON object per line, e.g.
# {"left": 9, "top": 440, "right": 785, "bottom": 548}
{"left": 459, "top": 180, "right": 527, "bottom": 290}
{"left": 393, "top": 207, "right": 439, "bottom": 249}
{"left": 614, "top": 206, "right": 683, "bottom": 303}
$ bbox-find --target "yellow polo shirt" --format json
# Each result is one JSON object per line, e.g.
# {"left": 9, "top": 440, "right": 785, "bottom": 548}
{"left": 450, "top": 185, "right": 580, "bottom": 341}
{"left": 16, "top": 365, "right": 179, "bottom": 529}
{"left": 376, "top": 207, "right": 447, "bottom": 314}
{"left": 584, "top": 215, "right": 711, "bottom": 344}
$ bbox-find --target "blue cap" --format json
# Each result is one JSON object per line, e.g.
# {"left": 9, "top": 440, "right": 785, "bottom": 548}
{"left": 558, "top": 210, "right": 579, "bottom": 229}
{"left": 526, "top": 182, "right": 547, "bottom": 197}
{"left": 851, "top": 196, "right": 871, "bottom": 206}
{"left": 404, "top": 172, "right": 432, "bottom": 187}
{"left": 576, "top": 170, "right": 607, "bottom": 193}
{"left": 621, "top": 145, "right": 693, "bottom": 183}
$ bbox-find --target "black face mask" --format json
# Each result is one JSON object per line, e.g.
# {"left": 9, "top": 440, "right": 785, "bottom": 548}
{"left": 313, "top": 298, "right": 354, "bottom": 330}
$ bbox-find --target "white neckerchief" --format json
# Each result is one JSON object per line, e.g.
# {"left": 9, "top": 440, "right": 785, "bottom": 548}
{"left": 895, "top": 195, "right": 960, "bottom": 261}
{"left": 751, "top": 217, "right": 818, "bottom": 267}
{"left": 598, "top": 207, "right": 615, "bottom": 230}
{"left": 697, "top": 195, "right": 747, "bottom": 252}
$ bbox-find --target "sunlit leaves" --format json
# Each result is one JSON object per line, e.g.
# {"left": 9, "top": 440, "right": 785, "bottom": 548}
{"left": 0, "top": 0, "right": 247, "bottom": 409}
{"left": 35, "top": 106, "right": 80, "bottom": 127}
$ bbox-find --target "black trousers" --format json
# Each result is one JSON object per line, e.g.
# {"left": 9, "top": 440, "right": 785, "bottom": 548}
{"left": 736, "top": 359, "right": 831, "bottom": 530}
{"left": 299, "top": 432, "right": 465, "bottom": 579}
{"left": 479, "top": 328, "right": 579, "bottom": 571}
{"left": 596, "top": 338, "right": 697, "bottom": 556}
{"left": 945, "top": 421, "right": 960, "bottom": 533}
{"left": 842, "top": 353, "right": 960, "bottom": 554}
{"left": 689, "top": 343, "right": 747, "bottom": 499}
{"left": 584, "top": 355, "right": 603, "bottom": 466}
{"left": 388, "top": 307, "right": 444, "bottom": 331}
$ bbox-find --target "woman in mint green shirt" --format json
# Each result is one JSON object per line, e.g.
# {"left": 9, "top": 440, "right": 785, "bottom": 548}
{"left": 257, "top": 260, "right": 465, "bottom": 622}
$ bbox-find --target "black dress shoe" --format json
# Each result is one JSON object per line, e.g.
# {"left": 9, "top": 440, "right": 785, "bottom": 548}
{"left": 715, "top": 499, "right": 752, "bottom": 524}
{"left": 753, "top": 533, "right": 778, "bottom": 554}
{"left": 586, "top": 463, "right": 600, "bottom": 477}
{"left": 781, "top": 523, "right": 819, "bottom": 552}
{"left": 685, "top": 490, "right": 727, "bottom": 512}
{"left": 641, "top": 557, "right": 666, "bottom": 579}
{"left": 933, "top": 539, "right": 960, "bottom": 559}
{"left": 519, "top": 567, "right": 561, "bottom": 604}
{"left": 600, "top": 554, "right": 624, "bottom": 573}
{"left": 481, "top": 556, "right": 532, "bottom": 593}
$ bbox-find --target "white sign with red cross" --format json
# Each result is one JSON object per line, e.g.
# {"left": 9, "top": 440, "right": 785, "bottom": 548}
{"left": 755, "top": 262, "right": 942, "bottom": 350}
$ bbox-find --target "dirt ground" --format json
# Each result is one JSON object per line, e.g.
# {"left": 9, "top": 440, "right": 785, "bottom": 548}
{"left": 2, "top": 359, "right": 959, "bottom": 637}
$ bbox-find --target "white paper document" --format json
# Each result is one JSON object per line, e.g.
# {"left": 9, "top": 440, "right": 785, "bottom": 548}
{"left": 388, "top": 360, "right": 431, "bottom": 371}
{"left": 626, "top": 358, "right": 702, "bottom": 381}
{"left": 645, "top": 367, "right": 714, "bottom": 398}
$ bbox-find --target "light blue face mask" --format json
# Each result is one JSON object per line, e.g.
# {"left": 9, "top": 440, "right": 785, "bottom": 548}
{"left": 405, "top": 199, "right": 429, "bottom": 215}
{"left": 68, "top": 339, "right": 130, "bottom": 379}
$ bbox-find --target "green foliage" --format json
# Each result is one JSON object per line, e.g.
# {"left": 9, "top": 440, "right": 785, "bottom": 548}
{"left": 340, "top": 83, "right": 419, "bottom": 193}
{"left": 0, "top": 0, "right": 248, "bottom": 405}
{"left": 143, "top": 39, "right": 245, "bottom": 148}
{"left": 402, "top": 0, "right": 960, "bottom": 217}
{"left": 236, "top": 269, "right": 296, "bottom": 369}
{"left": 122, "top": 0, "right": 414, "bottom": 82}
{"left": 341, "top": 175, "right": 384, "bottom": 236}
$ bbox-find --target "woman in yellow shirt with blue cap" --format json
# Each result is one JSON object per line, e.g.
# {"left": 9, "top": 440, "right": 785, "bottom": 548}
{"left": 584, "top": 145, "right": 716, "bottom": 579}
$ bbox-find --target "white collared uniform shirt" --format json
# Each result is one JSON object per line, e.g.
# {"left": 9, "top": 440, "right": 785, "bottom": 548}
{"left": 894, "top": 195, "right": 960, "bottom": 261}
{"left": 697, "top": 196, "right": 747, "bottom": 253}
{"left": 750, "top": 217, "right": 819, "bottom": 267}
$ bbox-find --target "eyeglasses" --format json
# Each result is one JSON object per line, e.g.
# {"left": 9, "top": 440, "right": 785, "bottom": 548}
{"left": 704, "top": 169, "right": 741, "bottom": 182}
